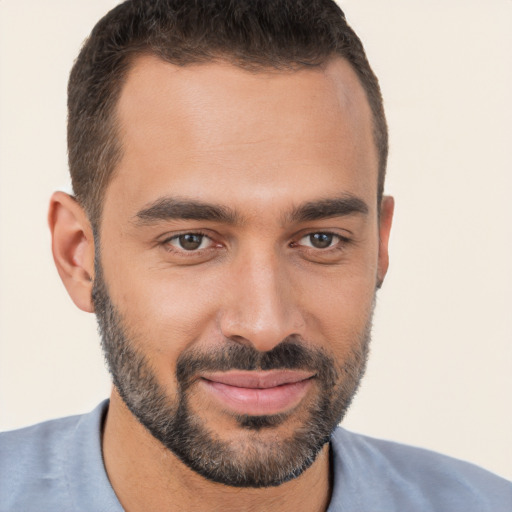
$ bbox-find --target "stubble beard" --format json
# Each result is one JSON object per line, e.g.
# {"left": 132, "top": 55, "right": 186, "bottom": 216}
{"left": 92, "top": 257, "right": 373, "bottom": 488}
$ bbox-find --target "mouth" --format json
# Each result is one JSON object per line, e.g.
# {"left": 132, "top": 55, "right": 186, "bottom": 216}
{"left": 199, "top": 370, "right": 315, "bottom": 416}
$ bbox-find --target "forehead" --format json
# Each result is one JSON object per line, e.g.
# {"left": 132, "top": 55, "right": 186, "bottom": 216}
{"left": 108, "top": 55, "right": 377, "bottom": 219}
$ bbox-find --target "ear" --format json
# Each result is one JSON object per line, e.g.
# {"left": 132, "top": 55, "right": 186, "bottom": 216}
{"left": 377, "top": 195, "right": 394, "bottom": 288}
{"left": 48, "top": 191, "right": 95, "bottom": 312}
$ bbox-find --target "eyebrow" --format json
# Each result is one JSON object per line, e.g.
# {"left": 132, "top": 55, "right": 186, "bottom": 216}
{"left": 133, "top": 194, "right": 369, "bottom": 227}
{"left": 134, "top": 197, "right": 240, "bottom": 225}
{"left": 286, "top": 195, "right": 369, "bottom": 223}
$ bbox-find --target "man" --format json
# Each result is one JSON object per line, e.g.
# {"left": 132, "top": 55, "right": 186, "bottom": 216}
{"left": 0, "top": 0, "right": 510, "bottom": 511}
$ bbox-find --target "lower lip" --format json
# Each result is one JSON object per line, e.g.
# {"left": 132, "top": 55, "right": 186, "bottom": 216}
{"left": 200, "top": 378, "right": 313, "bottom": 416}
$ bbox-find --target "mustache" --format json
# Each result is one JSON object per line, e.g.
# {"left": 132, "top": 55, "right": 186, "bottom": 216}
{"left": 176, "top": 338, "right": 339, "bottom": 389}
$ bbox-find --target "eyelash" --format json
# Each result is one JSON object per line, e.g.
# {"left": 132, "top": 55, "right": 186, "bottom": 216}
{"left": 293, "top": 232, "right": 349, "bottom": 251}
{"left": 161, "top": 231, "right": 216, "bottom": 255}
{"left": 160, "top": 230, "right": 350, "bottom": 256}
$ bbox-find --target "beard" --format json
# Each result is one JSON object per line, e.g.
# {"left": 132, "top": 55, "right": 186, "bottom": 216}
{"left": 92, "top": 258, "right": 373, "bottom": 488}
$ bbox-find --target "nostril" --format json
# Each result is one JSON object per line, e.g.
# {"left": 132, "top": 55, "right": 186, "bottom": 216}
{"left": 225, "top": 335, "right": 253, "bottom": 348}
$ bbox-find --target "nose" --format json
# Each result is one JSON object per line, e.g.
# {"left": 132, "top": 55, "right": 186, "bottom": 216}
{"left": 219, "top": 251, "right": 305, "bottom": 353}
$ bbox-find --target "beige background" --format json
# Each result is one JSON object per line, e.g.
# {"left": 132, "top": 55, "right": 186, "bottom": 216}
{"left": 1, "top": 1, "right": 511, "bottom": 480}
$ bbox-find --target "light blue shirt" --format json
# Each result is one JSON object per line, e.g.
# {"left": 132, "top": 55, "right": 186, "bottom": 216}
{"left": 1, "top": 401, "right": 511, "bottom": 511}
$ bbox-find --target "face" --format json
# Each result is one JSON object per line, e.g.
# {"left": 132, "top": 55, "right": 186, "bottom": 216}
{"left": 93, "top": 56, "right": 391, "bottom": 487}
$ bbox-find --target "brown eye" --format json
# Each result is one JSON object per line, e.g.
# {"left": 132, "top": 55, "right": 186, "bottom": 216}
{"left": 299, "top": 232, "right": 339, "bottom": 249}
{"left": 169, "top": 233, "right": 209, "bottom": 251}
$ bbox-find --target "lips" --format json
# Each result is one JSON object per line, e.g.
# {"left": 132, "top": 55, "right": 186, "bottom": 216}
{"left": 199, "top": 370, "right": 315, "bottom": 416}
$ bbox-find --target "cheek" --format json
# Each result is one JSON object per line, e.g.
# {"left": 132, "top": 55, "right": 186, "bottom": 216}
{"left": 304, "top": 275, "right": 375, "bottom": 338}
{"left": 293, "top": 256, "right": 378, "bottom": 354}
{"left": 103, "top": 256, "right": 223, "bottom": 365}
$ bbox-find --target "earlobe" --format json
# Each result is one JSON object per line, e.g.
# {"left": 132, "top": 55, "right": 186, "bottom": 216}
{"left": 377, "top": 195, "right": 394, "bottom": 288}
{"left": 48, "top": 191, "right": 95, "bottom": 313}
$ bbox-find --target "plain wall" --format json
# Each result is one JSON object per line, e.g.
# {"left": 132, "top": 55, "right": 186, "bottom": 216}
{"left": 0, "top": 0, "right": 511, "bottom": 480}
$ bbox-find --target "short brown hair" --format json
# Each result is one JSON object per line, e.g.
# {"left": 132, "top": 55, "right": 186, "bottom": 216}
{"left": 68, "top": 0, "right": 388, "bottom": 227}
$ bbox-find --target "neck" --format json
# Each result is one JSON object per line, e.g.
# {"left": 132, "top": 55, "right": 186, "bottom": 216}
{"left": 102, "top": 391, "right": 332, "bottom": 512}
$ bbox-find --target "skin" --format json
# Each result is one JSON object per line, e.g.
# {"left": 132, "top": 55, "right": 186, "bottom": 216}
{"left": 49, "top": 55, "right": 394, "bottom": 511}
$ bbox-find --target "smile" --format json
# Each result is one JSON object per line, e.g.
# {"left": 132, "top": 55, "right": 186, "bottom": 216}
{"left": 199, "top": 370, "right": 315, "bottom": 416}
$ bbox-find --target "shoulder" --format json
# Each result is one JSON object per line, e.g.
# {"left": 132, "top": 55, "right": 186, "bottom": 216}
{"left": 329, "top": 427, "right": 512, "bottom": 512}
{"left": 0, "top": 412, "right": 83, "bottom": 463}
{"left": 0, "top": 414, "right": 82, "bottom": 511}
{"left": 0, "top": 402, "right": 112, "bottom": 512}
